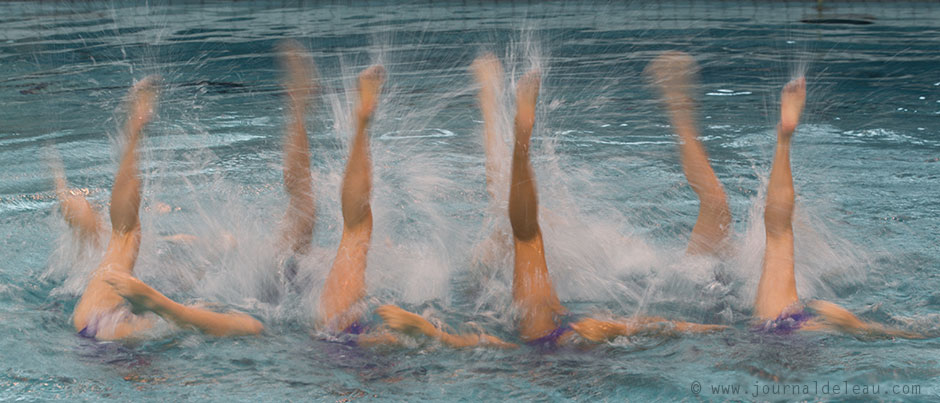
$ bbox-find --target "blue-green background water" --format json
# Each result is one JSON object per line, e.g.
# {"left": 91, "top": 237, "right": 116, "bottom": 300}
{"left": 1, "top": 1, "right": 939, "bottom": 401}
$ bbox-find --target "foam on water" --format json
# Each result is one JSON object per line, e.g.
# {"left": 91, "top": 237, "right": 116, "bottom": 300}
{"left": 5, "top": 1, "right": 940, "bottom": 400}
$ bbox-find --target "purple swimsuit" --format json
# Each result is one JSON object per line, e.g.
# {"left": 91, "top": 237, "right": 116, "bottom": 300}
{"left": 76, "top": 308, "right": 131, "bottom": 339}
{"left": 526, "top": 324, "right": 572, "bottom": 350}
{"left": 754, "top": 306, "right": 815, "bottom": 334}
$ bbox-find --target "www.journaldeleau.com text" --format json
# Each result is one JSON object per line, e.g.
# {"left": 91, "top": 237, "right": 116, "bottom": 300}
{"left": 692, "top": 380, "right": 923, "bottom": 397}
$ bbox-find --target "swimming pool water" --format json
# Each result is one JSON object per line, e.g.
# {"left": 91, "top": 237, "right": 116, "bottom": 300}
{"left": 1, "top": 1, "right": 939, "bottom": 401}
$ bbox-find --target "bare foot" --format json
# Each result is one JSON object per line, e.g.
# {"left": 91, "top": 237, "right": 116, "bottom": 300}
{"left": 514, "top": 70, "right": 540, "bottom": 144}
{"left": 472, "top": 53, "right": 503, "bottom": 89}
{"left": 278, "top": 40, "right": 317, "bottom": 105}
{"left": 357, "top": 65, "right": 386, "bottom": 122}
{"left": 127, "top": 75, "right": 160, "bottom": 133}
{"left": 646, "top": 51, "right": 698, "bottom": 112}
{"left": 101, "top": 270, "right": 160, "bottom": 315}
{"left": 779, "top": 77, "right": 806, "bottom": 135}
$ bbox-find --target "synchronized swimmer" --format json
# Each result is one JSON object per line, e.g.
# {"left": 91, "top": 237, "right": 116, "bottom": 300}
{"left": 53, "top": 42, "right": 921, "bottom": 347}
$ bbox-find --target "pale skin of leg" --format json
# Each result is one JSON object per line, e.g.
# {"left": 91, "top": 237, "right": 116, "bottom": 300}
{"left": 510, "top": 69, "right": 726, "bottom": 344}
{"left": 278, "top": 40, "right": 317, "bottom": 256}
{"left": 72, "top": 77, "right": 262, "bottom": 340}
{"left": 508, "top": 70, "right": 569, "bottom": 343}
{"left": 370, "top": 56, "right": 518, "bottom": 349}
{"left": 316, "top": 66, "right": 501, "bottom": 346}
{"left": 49, "top": 149, "right": 104, "bottom": 247}
{"left": 753, "top": 77, "right": 804, "bottom": 320}
{"left": 317, "top": 65, "right": 384, "bottom": 333}
{"left": 469, "top": 53, "right": 517, "bottom": 269}
{"left": 51, "top": 154, "right": 196, "bottom": 248}
{"left": 473, "top": 52, "right": 510, "bottom": 203}
{"left": 647, "top": 51, "right": 731, "bottom": 255}
{"left": 753, "top": 78, "right": 919, "bottom": 339}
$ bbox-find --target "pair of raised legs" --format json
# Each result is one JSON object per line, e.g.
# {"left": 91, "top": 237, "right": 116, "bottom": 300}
{"left": 650, "top": 52, "right": 917, "bottom": 338}
{"left": 66, "top": 77, "right": 262, "bottom": 340}
{"left": 277, "top": 42, "right": 513, "bottom": 347}
{"left": 385, "top": 51, "right": 918, "bottom": 347}
{"left": 503, "top": 57, "right": 724, "bottom": 344}
{"left": 66, "top": 41, "right": 399, "bottom": 343}
{"left": 275, "top": 41, "right": 381, "bottom": 339}
{"left": 378, "top": 54, "right": 723, "bottom": 347}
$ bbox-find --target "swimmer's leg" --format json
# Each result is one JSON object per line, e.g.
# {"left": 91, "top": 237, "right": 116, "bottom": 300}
{"left": 47, "top": 148, "right": 103, "bottom": 246}
{"left": 109, "top": 77, "right": 159, "bottom": 233}
{"left": 318, "top": 65, "right": 385, "bottom": 333}
{"left": 570, "top": 316, "right": 727, "bottom": 343}
{"left": 376, "top": 305, "right": 517, "bottom": 348}
{"left": 73, "top": 76, "right": 159, "bottom": 335}
{"left": 509, "top": 70, "right": 567, "bottom": 342}
{"left": 472, "top": 53, "right": 509, "bottom": 202}
{"left": 94, "top": 78, "right": 261, "bottom": 338}
{"left": 753, "top": 77, "right": 805, "bottom": 320}
{"left": 102, "top": 270, "right": 262, "bottom": 337}
{"left": 107, "top": 76, "right": 162, "bottom": 268}
{"left": 647, "top": 52, "right": 730, "bottom": 255}
{"left": 470, "top": 53, "right": 513, "bottom": 268}
{"left": 278, "top": 41, "right": 318, "bottom": 256}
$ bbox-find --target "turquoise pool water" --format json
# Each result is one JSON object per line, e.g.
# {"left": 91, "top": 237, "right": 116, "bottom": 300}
{"left": 1, "top": 1, "right": 939, "bottom": 401}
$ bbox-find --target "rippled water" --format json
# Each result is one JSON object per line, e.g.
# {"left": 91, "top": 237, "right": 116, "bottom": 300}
{"left": 2, "top": 1, "right": 939, "bottom": 401}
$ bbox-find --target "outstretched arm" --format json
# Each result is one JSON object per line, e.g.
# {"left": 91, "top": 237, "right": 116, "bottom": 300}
{"left": 376, "top": 305, "right": 517, "bottom": 348}
{"left": 103, "top": 271, "right": 263, "bottom": 337}
{"left": 278, "top": 40, "right": 318, "bottom": 255}
{"left": 570, "top": 316, "right": 727, "bottom": 343}
{"left": 807, "top": 300, "right": 922, "bottom": 339}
